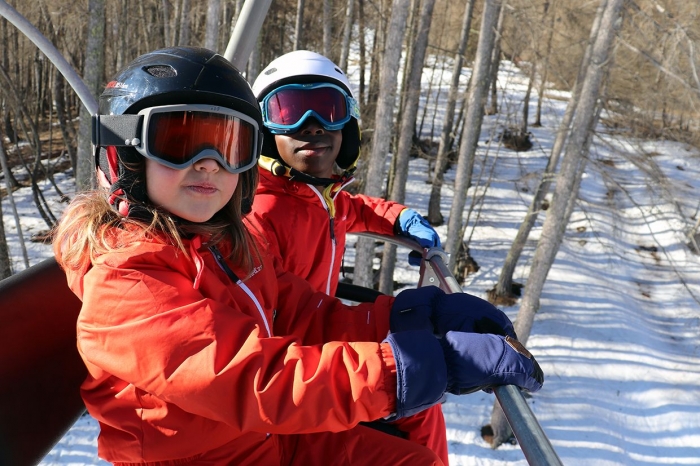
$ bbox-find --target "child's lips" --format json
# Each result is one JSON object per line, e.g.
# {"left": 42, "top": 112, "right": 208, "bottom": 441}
{"left": 296, "top": 144, "right": 329, "bottom": 154}
{"left": 187, "top": 182, "right": 218, "bottom": 194}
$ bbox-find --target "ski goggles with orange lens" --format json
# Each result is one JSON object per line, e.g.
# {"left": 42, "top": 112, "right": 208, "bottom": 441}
{"left": 92, "top": 104, "right": 261, "bottom": 174}
{"left": 260, "top": 83, "right": 360, "bottom": 134}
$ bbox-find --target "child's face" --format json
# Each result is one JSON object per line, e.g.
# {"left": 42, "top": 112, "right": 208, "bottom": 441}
{"left": 274, "top": 118, "right": 342, "bottom": 179}
{"left": 146, "top": 157, "right": 238, "bottom": 223}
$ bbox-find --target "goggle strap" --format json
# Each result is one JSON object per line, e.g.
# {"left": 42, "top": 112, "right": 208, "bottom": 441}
{"left": 348, "top": 96, "right": 360, "bottom": 120}
{"left": 92, "top": 114, "right": 143, "bottom": 147}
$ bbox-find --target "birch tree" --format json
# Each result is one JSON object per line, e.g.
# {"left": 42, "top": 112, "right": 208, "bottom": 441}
{"left": 444, "top": 0, "right": 502, "bottom": 271}
{"left": 378, "top": 0, "right": 436, "bottom": 295}
{"left": 352, "top": 0, "right": 411, "bottom": 288}
{"left": 487, "top": 0, "right": 626, "bottom": 448}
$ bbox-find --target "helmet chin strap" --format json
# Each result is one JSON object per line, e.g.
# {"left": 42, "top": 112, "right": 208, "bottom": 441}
{"left": 258, "top": 155, "right": 355, "bottom": 186}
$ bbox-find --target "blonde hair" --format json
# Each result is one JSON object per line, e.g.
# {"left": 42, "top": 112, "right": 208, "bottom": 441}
{"left": 53, "top": 167, "right": 260, "bottom": 275}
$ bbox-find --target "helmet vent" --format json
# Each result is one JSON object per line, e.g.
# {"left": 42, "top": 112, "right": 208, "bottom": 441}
{"left": 144, "top": 65, "right": 177, "bottom": 78}
{"left": 264, "top": 67, "right": 277, "bottom": 76}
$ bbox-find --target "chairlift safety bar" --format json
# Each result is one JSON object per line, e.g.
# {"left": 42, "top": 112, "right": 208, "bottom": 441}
{"left": 358, "top": 232, "right": 563, "bottom": 466}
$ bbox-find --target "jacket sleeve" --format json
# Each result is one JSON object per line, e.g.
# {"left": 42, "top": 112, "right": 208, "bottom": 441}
{"left": 270, "top": 253, "right": 394, "bottom": 345}
{"left": 76, "top": 249, "right": 396, "bottom": 436}
{"left": 342, "top": 193, "right": 407, "bottom": 236}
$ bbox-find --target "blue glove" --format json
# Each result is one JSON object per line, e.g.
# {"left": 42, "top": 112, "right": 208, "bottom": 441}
{"left": 390, "top": 286, "right": 517, "bottom": 339}
{"left": 396, "top": 209, "right": 441, "bottom": 266}
{"left": 441, "top": 332, "right": 544, "bottom": 394}
{"left": 382, "top": 331, "right": 448, "bottom": 420}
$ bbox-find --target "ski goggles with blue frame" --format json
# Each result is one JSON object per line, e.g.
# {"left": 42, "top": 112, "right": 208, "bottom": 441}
{"left": 260, "top": 83, "right": 360, "bottom": 134}
{"left": 92, "top": 104, "right": 261, "bottom": 174}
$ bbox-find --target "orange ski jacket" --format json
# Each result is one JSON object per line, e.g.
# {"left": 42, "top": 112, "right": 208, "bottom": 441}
{"left": 59, "top": 229, "right": 398, "bottom": 465}
{"left": 247, "top": 166, "right": 406, "bottom": 296}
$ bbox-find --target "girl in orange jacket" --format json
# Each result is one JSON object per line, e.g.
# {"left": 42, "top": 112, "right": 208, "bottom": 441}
{"left": 53, "top": 46, "right": 543, "bottom": 466}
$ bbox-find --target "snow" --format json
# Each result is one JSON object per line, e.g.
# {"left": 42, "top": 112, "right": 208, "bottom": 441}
{"left": 3, "top": 59, "right": 699, "bottom": 466}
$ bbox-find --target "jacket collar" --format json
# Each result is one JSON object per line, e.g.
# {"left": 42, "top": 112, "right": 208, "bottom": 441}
{"left": 258, "top": 155, "right": 355, "bottom": 187}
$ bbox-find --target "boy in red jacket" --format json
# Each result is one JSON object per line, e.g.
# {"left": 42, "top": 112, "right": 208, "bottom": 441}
{"left": 247, "top": 50, "right": 449, "bottom": 463}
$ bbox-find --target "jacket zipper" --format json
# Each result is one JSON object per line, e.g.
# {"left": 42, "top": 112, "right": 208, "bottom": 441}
{"left": 208, "top": 245, "right": 272, "bottom": 337}
{"left": 309, "top": 185, "right": 337, "bottom": 295}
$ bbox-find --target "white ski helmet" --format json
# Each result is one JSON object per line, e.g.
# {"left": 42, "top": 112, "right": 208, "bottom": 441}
{"left": 252, "top": 50, "right": 361, "bottom": 171}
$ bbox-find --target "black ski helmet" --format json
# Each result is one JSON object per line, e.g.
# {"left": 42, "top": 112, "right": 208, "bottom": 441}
{"left": 94, "top": 46, "right": 263, "bottom": 216}
{"left": 251, "top": 51, "right": 361, "bottom": 175}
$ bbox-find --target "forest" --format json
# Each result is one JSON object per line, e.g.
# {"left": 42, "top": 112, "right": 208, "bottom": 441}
{"left": 2, "top": 0, "right": 699, "bottom": 311}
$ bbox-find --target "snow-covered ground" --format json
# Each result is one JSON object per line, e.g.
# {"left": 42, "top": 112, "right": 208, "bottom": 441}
{"left": 3, "top": 60, "right": 700, "bottom": 465}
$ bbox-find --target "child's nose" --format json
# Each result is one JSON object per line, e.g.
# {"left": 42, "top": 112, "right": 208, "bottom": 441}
{"left": 193, "top": 157, "right": 221, "bottom": 172}
{"left": 299, "top": 117, "right": 326, "bottom": 134}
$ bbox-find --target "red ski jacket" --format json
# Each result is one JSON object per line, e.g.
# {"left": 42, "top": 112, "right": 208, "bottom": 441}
{"left": 58, "top": 227, "right": 399, "bottom": 465}
{"left": 247, "top": 163, "right": 406, "bottom": 296}
{"left": 246, "top": 161, "right": 450, "bottom": 465}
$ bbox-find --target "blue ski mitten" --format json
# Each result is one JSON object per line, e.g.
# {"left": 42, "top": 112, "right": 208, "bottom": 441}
{"left": 382, "top": 330, "right": 543, "bottom": 420}
{"left": 440, "top": 332, "right": 544, "bottom": 395}
{"left": 382, "top": 331, "right": 448, "bottom": 420}
{"left": 396, "top": 209, "right": 441, "bottom": 266}
{"left": 390, "top": 286, "right": 516, "bottom": 339}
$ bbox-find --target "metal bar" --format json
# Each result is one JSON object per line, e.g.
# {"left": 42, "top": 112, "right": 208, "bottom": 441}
{"left": 0, "top": 0, "right": 98, "bottom": 116}
{"left": 357, "top": 232, "right": 563, "bottom": 466}
{"left": 495, "top": 385, "right": 563, "bottom": 466}
{"left": 223, "top": 0, "right": 273, "bottom": 70}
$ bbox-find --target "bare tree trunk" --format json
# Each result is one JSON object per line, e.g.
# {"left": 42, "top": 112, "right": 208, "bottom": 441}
{"left": 357, "top": 0, "right": 366, "bottom": 103}
{"left": 427, "top": 0, "right": 475, "bottom": 225}
{"left": 0, "top": 194, "right": 9, "bottom": 278}
{"left": 162, "top": 0, "right": 172, "bottom": 46}
{"left": 204, "top": 0, "right": 221, "bottom": 51}
{"left": 487, "top": 0, "right": 625, "bottom": 449}
{"left": 339, "top": 0, "right": 355, "bottom": 72}
{"left": 486, "top": 1, "right": 506, "bottom": 116}
{"left": 353, "top": 0, "right": 411, "bottom": 288}
{"left": 394, "top": 0, "right": 418, "bottom": 139}
{"left": 115, "top": 0, "right": 129, "bottom": 70}
{"left": 293, "top": 0, "right": 305, "bottom": 51}
{"left": 492, "top": 0, "right": 605, "bottom": 301}
{"left": 0, "top": 133, "right": 26, "bottom": 275}
{"left": 516, "top": 0, "right": 622, "bottom": 343}
{"left": 247, "top": 36, "right": 261, "bottom": 82}
{"left": 323, "top": 0, "right": 332, "bottom": 58}
{"left": 178, "top": 0, "right": 192, "bottom": 46}
{"left": 77, "top": 0, "right": 104, "bottom": 191}
{"left": 445, "top": 0, "right": 502, "bottom": 272}
{"left": 52, "top": 70, "right": 76, "bottom": 170}
{"left": 379, "top": 0, "right": 437, "bottom": 295}
{"left": 534, "top": 0, "right": 558, "bottom": 127}
{"left": 521, "top": 61, "right": 535, "bottom": 133}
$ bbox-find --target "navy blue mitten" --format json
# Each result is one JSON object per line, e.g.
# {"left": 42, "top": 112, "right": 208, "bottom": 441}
{"left": 396, "top": 209, "right": 441, "bottom": 266}
{"left": 390, "top": 286, "right": 516, "bottom": 339}
{"left": 382, "top": 331, "right": 448, "bottom": 420}
{"left": 441, "top": 332, "right": 544, "bottom": 395}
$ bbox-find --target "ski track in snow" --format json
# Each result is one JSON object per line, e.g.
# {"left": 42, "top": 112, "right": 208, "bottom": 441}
{"left": 2, "top": 60, "right": 699, "bottom": 466}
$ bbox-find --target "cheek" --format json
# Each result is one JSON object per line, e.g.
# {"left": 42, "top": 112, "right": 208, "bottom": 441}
{"left": 274, "top": 136, "right": 293, "bottom": 157}
{"left": 145, "top": 161, "right": 179, "bottom": 203}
